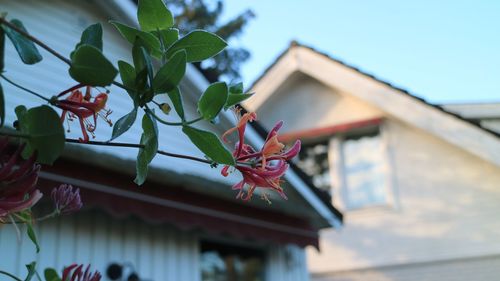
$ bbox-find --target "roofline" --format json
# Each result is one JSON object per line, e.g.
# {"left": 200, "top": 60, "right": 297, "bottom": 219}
{"left": 250, "top": 40, "right": 500, "bottom": 139}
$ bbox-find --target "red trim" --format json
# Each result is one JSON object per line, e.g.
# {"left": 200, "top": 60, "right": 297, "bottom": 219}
{"left": 279, "top": 117, "right": 383, "bottom": 142}
{"left": 38, "top": 157, "right": 319, "bottom": 248}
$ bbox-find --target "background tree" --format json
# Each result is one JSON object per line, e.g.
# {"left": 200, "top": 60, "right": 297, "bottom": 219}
{"left": 167, "top": 0, "right": 255, "bottom": 82}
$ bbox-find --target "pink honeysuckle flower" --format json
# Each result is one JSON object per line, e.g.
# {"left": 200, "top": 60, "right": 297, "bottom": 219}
{"left": 51, "top": 184, "right": 83, "bottom": 215}
{"left": 221, "top": 112, "right": 301, "bottom": 202}
{"left": 62, "top": 264, "right": 101, "bottom": 281}
{"left": 0, "top": 139, "right": 43, "bottom": 220}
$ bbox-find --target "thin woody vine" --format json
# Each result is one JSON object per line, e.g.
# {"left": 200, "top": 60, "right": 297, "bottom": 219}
{"left": 0, "top": 0, "right": 300, "bottom": 280}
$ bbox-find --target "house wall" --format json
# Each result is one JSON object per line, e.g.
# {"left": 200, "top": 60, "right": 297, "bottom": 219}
{"left": 0, "top": 207, "right": 200, "bottom": 280}
{"left": 0, "top": 206, "right": 309, "bottom": 281}
{"left": 253, "top": 75, "right": 500, "bottom": 281}
{"left": 257, "top": 73, "right": 383, "bottom": 134}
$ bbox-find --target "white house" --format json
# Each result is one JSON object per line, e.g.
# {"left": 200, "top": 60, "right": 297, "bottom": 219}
{"left": 0, "top": 1, "right": 342, "bottom": 280}
{"left": 245, "top": 42, "right": 500, "bottom": 281}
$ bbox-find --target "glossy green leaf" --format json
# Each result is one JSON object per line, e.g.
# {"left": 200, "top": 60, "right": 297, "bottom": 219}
{"left": 24, "top": 261, "right": 36, "bottom": 281}
{"left": 134, "top": 112, "right": 158, "bottom": 185}
{"left": 3, "top": 19, "right": 42, "bottom": 64}
{"left": 166, "top": 30, "right": 227, "bottom": 62}
{"left": 132, "top": 39, "right": 154, "bottom": 104}
{"left": 229, "top": 82, "right": 244, "bottom": 95}
{"left": 44, "top": 268, "right": 61, "bottom": 281}
{"left": 167, "top": 86, "right": 185, "bottom": 121}
{"left": 198, "top": 82, "right": 228, "bottom": 120}
{"left": 109, "top": 21, "right": 161, "bottom": 58}
{"left": 182, "top": 125, "right": 234, "bottom": 165}
{"left": 137, "top": 0, "right": 174, "bottom": 31}
{"left": 111, "top": 108, "right": 137, "bottom": 141}
{"left": 0, "top": 27, "right": 5, "bottom": 71}
{"left": 0, "top": 83, "right": 4, "bottom": 128}
{"left": 153, "top": 49, "right": 186, "bottom": 93}
{"left": 69, "top": 45, "right": 117, "bottom": 86}
{"left": 153, "top": 28, "right": 179, "bottom": 50}
{"left": 26, "top": 222, "right": 39, "bottom": 253}
{"left": 15, "top": 105, "right": 65, "bottom": 165}
{"left": 118, "top": 60, "right": 137, "bottom": 103}
{"left": 224, "top": 93, "right": 253, "bottom": 110}
{"left": 71, "top": 23, "right": 103, "bottom": 59}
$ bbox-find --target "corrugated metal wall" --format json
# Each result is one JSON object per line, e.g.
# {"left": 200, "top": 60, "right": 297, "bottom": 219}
{"left": 0, "top": 207, "right": 201, "bottom": 280}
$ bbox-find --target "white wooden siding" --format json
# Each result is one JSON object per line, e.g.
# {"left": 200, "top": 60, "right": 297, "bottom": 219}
{"left": 267, "top": 245, "right": 309, "bottom": 281}
{"left": 0, "top": 207, "right": 200, "bottom": 281}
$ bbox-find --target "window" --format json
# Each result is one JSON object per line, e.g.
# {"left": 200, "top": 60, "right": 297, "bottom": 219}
{"left": 200, "top": 240, "right": 266, "bottom": 281}
{"left": 294, "top": 126, "right": 392, "bottom": 210}
{"left": 296, "top": 141, "right": 332, "bottom": 194}
{"left": 341, "top": 132, "right": 388, "bottom": 209}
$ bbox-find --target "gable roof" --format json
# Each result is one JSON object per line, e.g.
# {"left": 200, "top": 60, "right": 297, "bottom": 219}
{"left": 246, "top": 41, "right": 500, "bottom": 168}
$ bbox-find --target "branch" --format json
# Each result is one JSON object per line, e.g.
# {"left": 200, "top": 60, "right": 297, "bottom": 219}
{"left": 0, "top": 17, "right": 71, "bottom": 65}
{"left": 0, "top": 74, "right": 51, "bottom": 102}
{"left": 0, "top": 271, "right": 22, "bottom": 281}
{"left": 65, "top": 138, "right": 213, "bottom": 165}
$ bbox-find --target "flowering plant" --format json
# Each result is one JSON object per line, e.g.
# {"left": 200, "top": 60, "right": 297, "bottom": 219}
{"left": 0, "top": 0, "right": 301, "bottom": 280}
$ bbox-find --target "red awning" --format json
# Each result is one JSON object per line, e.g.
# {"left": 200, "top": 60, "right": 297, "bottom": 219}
{"left": 38, "top": 157, "right": 319, "bottom": 248}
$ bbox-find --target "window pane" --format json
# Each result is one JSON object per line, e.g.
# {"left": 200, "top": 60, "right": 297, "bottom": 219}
{"left": 342, "top": 133, "right": 387, "bottom": 209}
{"left": 296, "top": 142, "right": 331, "bottom": 193}
{"left": 201, "top": 241, "right": 265, "bottom": 281}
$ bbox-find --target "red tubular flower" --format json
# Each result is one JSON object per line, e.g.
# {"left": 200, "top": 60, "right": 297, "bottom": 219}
{"left": 62, "top": 264, "right": 101, "bottom": 281}
{"left": 221, "top": 112, "right": 301, "bottom": 202}
{"left": 51, "top": 184, "right": 82, "bottom": 215}
{"left": 0, "top": 139, "right": 42, "bottom": 220}
{"left": 55, "top": 85, "right": 112, "bottom": 142}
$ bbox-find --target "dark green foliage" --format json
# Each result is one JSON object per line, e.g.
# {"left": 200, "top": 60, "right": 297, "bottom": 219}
{"left": 2, "top": 19, "right": 42, "bottom": 65}
{"left": 182, "top": 125, "right": 234, "bottom": 165}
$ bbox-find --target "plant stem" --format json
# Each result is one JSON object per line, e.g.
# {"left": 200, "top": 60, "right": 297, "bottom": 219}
{"left": 0, "top": 17, "right": 135, "bottom": 95}
{"left": 0, "top": 131, "right": 214, "bottom": 165}
{"left": 0, "top": 74, "right": 51, "bottom": 102}
{"left": 65, "top": 138, "right": 213, "bottom": 164}
{"left": 145, "top": 105, "right": 203, "bottom": 126}
{"left": 0, "top": 17, "right": 71, "bottom": 66}
{"left": 0, "top": 271, "right": 22, "bottom": 281}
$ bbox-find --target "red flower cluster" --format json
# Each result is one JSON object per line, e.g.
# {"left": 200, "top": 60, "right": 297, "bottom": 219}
{"left": 221, "top": 112, "right": 301, "bottom": 202}
{"left": 62, "top": 264, "right": 101, "bottom": 281}
{"left": 52, "top": 184, "right": 83, "bottom": 215}
{"left": 0, "top": 139, "right": 42, "bottom": 220}
{"left": 55, "top": 85, "right": 112, "bottom": 142}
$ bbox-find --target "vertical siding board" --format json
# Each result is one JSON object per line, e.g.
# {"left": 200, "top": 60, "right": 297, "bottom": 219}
{"left": 122, "top": 219, "right": 139, "bottom": 272}
{"left": 91, "top": 212, "right": 109, "bottom": 274}
{"left": 107, "top": 217, "right": 124, "bottom": 265}
{"left": 151, "top": 226, "right": 165, "bottom": 280}
{"left": 137, "top": 223, "right": 153, "bottom": 279}
{"left": 0, "top": 224, "right": 20, "bottom": 274}
{"left": 74, "top": 212, "right": 92, "bottom": 265}
{"left": 166, "top": 227, "right": 177, "bottom": 280}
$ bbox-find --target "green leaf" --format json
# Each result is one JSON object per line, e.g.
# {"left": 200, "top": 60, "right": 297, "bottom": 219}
{"left": 69, "top": 45, "right": 118, "bottom": 86}
{"left": 118, "top": 60, "right": 137, "bottom": 103}
{"left": 24, "top": 261, "right": 36, "bottom": 281}
{"left": 110, "top": 108, "right": 137, "bottom": 141}
{"left": 0, "top": 83, "right": 4, "bottom": 128}
{"left": 134, "top": 112, "right": 158, "bottom": 185}
{"left": 198, "top": 82, "right": 228, "bottom": 121}
{"left": 44, "top": 268, "right": 61, "bottom": 281}
{"left": 0, "top": 27, "right": 5, "bottom": 71}
{"left": 15, "top": 105, "right": 65, "bottom": 165}
{"left": 2, "top": 19, "right": 42, "bottom": 64}
{"left": 166, "top": 30, "right": 227, "bottom": 62}
{"left": 153, "top": 28, "right": 179, "bottom": 50}
{"left": 167, "top": 86, "right": 185, "bottom": 121}
{"left": 109, "top": 21, "right": 161, "bottom": 58}
{"left": 229, "top": 82, "right": 244, "bottom": 95}
{"left": 153, "top": 49, "right": 186, "bottom": 93}
{"left": 137, "top": 0, "right": 174, "bottom": 31}
{"left": 132, "top": 39, "right": 154, "bottom": 104}
{"left": 182, "top": 125, "right": 234, "bottom": 165}
{"left": 71, "top": 23, "right": 103, "bottom": 59}
{"left": 26, "top": 222, "right": 40, "bottom": 253}
{"left": 224, "top": 93, "right": 253, "bottom": 110}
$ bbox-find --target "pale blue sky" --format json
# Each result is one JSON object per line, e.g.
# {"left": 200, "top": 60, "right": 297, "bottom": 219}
{"left": 221, "top": 1, "right": 500, "bottom": 103}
